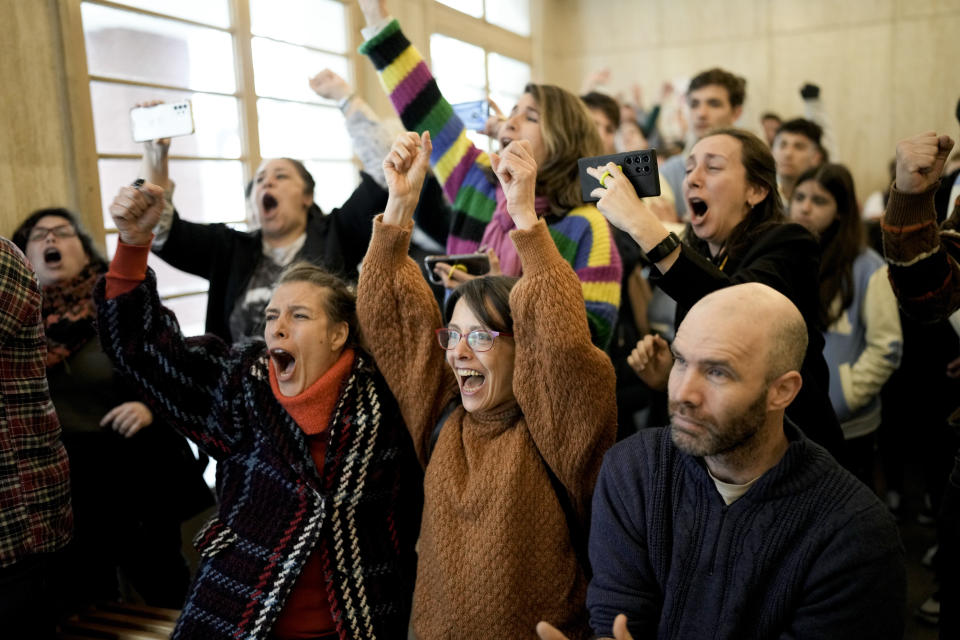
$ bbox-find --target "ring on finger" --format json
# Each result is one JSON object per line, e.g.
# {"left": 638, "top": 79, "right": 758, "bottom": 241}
{"left": 599, "top": 170, "right": 613, "bottom": 188}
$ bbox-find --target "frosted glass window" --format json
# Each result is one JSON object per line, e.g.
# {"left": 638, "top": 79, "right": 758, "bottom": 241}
{"left": 250, "top": 0, "right": 347, "bottom": 52}
{"left": 302, "top": 160, "right": 361, "bottom": 217}
{"left": 82, "top": 3, "right": 236, "bottom": 93}
{"left": 90, "top": 82, "right": 241, "bottom": 157}
{"left": 252, "top": 38, "right": 350, "bottom": 104}
{"left": 105, "top": 233, "right": 211, "bottom": 303}
{"left": 103, "top": 0, "right": 231, "bottom": 28}
{"left": 488, "top": 53, "right": 531, "bottom": 97}
{"left": 257, "top": 100, "right": 353, "bottom": 161}
{"left": 435, "top": 0, "right": 483, "bottom": 18}
{"left": 429, "top": 34, "right": 486, "bottom": 104}
{"left": 98, "top": 158, "right": 246, "bottom": 229}
{"left": 484, "top": 0, "right": 531, "bottom": 36}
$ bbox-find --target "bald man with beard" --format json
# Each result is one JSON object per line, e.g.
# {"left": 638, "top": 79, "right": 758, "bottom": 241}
{"left": 539, "top": 283, "right": 905, "bottom": 640}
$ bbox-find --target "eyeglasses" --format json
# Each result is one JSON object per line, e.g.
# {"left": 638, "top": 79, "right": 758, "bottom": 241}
{"left": 28, "top": 224, "right": 77, "bottom": 242}
{"left": 435, "top": 328, "right": 513, "bottom": 353}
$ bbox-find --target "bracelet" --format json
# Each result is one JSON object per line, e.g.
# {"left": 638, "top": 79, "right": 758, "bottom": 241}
{"left": 645, "top": 231, "right": 681, "bottom": 263}
{"left": 337, "top": 93, "right": 355, "bottom": 111}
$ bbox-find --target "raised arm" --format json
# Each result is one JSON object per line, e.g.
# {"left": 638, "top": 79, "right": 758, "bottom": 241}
{"left": 883, "top": 131, "right": 960, "bottom": 320}
{"left": 357, "top": 131, "right": 457, "bottom": 463}
{"left": 96, "top": 182, "right": 244, "bottom": 460}
{"left": 496, "top": 140, "right": 616, "bottom": 519}
{"left": 358, "top": 6, "right": 497, "bottom": 253}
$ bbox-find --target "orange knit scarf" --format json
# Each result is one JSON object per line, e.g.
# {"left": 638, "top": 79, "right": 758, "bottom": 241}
{"left": 269, "top": 348, "right": 355, "bottom": 434}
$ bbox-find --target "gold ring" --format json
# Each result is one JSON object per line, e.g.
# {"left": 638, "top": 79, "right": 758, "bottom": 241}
{"left": 449, "top": 264, "right": 467, "bottom": 274}
{"left": 599, "top": 170, "right": 612, "bottom": 187}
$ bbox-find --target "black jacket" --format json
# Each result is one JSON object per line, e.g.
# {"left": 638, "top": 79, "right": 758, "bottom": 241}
{"left": 156, "top": 171, "right": 388, "bottom": 341}
{"left": 653, "top": 222, "right": 845, "bottom": 456}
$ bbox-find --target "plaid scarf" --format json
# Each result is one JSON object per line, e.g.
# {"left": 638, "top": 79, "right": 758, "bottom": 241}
{"left": 42, "top": 261, "right": 104, "bottom": 367}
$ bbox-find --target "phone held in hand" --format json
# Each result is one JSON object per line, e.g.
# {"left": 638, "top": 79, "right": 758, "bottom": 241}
{"left": 424, "top": 253, "right": 492, "bottom": 285}
{"left": 578, "top": 149, "right": 661, "bottom": 203}
{"left": 452, "top": 100, "right": 490, "bottom": 132}
{"left": 130, "top": 100, "right": 195, "bottom": 143}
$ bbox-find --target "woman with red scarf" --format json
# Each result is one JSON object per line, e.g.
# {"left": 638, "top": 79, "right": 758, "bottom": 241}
{"left": 12, "top": 209, "right": 212, "bottom": 612}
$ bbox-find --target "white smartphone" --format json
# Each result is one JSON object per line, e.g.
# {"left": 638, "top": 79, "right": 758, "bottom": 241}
{"left": 130, "top": 100, "right": 195, "bottom": 142}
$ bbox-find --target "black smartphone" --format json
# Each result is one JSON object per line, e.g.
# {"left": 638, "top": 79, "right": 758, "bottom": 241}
{"left": 578, "top": 149, "right": 661, "bottom": 203}
{"left": 424, "top": 253, "right": 491, "bottom": 285}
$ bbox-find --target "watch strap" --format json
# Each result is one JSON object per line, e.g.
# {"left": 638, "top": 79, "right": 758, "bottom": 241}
{"left": 645, "top": 231, "right": 681, "bottom": 263}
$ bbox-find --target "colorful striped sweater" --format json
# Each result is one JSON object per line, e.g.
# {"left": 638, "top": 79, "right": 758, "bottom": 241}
{"left": 359, "top": 20, "right": 621, "bottom": 348}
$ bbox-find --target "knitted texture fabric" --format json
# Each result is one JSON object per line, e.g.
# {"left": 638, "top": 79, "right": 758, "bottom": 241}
{"left": 359, "top": 20, "right": 622, "bottom": 349}
{"left": 94, "top": 271, "right": 422, "bottom": 640}
{"left": 587, "top": 424, "right": 906, "bottom": 639}
{"left": 883, "top": 182, "right": 960, "bottom": 320}
{"left": 356, "top": 215, "right": 617, "bottom": 639}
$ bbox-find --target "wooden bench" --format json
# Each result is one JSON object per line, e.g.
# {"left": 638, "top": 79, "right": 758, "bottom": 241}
{"left": 58, "top": 602, "right": 179, "bottom": 640}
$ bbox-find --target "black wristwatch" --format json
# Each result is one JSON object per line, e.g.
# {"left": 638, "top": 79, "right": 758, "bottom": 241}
{"left": 645, "top": 231, "right": 681, "bottom": 263}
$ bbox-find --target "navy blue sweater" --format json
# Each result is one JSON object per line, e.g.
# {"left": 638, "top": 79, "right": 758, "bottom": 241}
{"left": 586, "top": 423, "right": 905, "bottom": 639}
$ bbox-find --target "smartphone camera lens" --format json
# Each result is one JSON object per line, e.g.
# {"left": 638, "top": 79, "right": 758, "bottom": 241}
{"left": 641, "top": 154, "right": 650, "bottom": 163}
{"left": 642, "top": 166, "right": 651, "bottom": 174}
{"left": 625, "top": 157, "right": 632, "bottom": 164}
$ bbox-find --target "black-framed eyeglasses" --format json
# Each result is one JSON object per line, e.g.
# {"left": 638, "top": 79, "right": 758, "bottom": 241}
{"left": 435, "top": 328, "right": 513, "bottom": 353}
{"left": 28, "top": 224, "right": 77, "bottom": 243}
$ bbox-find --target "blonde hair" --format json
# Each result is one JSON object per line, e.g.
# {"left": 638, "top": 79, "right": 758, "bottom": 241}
{"left": 524, "top": 83, "right": 604, "bottom": 213}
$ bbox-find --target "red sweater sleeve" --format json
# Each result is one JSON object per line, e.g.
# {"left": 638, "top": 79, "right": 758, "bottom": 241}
{"left": 105, "top": 239, "right": 152, "bottom": 299}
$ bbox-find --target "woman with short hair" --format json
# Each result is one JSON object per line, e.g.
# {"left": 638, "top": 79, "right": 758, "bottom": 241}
{"left": 356, "top": 127, "right": 616, "bottom": 638}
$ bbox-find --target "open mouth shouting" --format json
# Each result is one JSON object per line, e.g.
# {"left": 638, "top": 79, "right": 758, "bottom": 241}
{"left": 456, "top": 367, "right": 486, "bottom": 396}
{"left": 270, "top": 348, "right": 296, "bottom": 382}
{"left": 43, "top": 247, "right": 63, "bottom": 267}
{"left": 261, "top": 193, "right": 278, "bottom": 217}
{"left": 688, "top": 197, "right": 709, "bottom": 225}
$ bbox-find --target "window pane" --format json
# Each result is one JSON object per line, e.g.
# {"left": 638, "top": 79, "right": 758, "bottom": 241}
{"left": 105, "top": 233, "right": 209, "bottom": 303}
{"left": 98, "top": 158, "right": 246, "bottom": 229}
{"left": 104, "top": 0, "right": 230, "bottom": 28}
{"left": 252, "top": 38, "right": 349, "bottom": 104}
{"left": 162, "top": 294, "right": 209, "bottom": 338}
{"left": 487, "top": 53, "right": 531, "bottom": 98}
{"left": 429, "top": 34, "right": 486, "bottom": 104}
{"left": 82, "top": 3, "right": 236, "bottom": 93}
{"left": 484, "top": 0, "right": 530, "bottom": 36}
{"left": 301, "top": 160, "right": 360, "bottom": 217}
{"left": 250, "top": 0, "right": 347, "bottom": 52}
{"left": 257, "top": 99, "right": 353, "bottom": 161}
{"left": 90, "top": 82, "right": 241, "bottom": 157}
{"left": 435, "top": 0, "right": 483, "bottom": 18}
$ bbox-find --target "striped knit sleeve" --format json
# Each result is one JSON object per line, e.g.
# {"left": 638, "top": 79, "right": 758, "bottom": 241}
{"left": 359, "top": 19, "right": 496, "bottom": 254}
{"left": 883, "top": 182, "right": 960, "bottom": 320}
{"left": 548, "top": 206, "right": 623, "bottom": 350}
{"left": 94, "top": 271, "right": 242, "bottom": 459}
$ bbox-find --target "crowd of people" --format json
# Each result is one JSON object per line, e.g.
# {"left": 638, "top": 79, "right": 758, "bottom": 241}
{"left": 1, "top": 0, "right": 958, "bottom": 638}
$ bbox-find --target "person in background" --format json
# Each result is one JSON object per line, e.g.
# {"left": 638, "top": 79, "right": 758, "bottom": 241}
{"left": 760, "top": 111, "right": 782, "bottom": 146}
{"left": 356, "top": 124, "right": 616, "bottom": 636}
{"left": 594, "top": 127, "right": 844, "bottom": 455}
{"left": 882, "top": 130, "right": 960, "bottom": 638}
{"left": 788, "top": 164, "right": 902, "bottom": 487}
{"left": 0, "top": 236, "right": 72, "bottom": 640}
{"left": 773, "top": 118, "right": 827, "bottom": 202}
{"left": 538, "top": 283, "right": 905, "bottom": 640}
{"left": 12, "top": 208, "right": 212, "bottom": 611}
{"left": 357, "top": 0, "right": 622, "bottom": 350}
{"left": 659, "top": 68, "right": 747, "bottom": 219}
{"left": 97, "top": 179, "right": 423, "bottom": 640}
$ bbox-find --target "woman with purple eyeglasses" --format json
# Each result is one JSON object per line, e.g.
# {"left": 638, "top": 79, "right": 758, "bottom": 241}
{"left": 357, "top": 130, "right": 617, "bottom": 639}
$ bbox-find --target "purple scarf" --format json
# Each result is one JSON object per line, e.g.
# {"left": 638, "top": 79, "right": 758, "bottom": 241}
{"left": 479, "top": 189, "right": 552, "bottom": 277}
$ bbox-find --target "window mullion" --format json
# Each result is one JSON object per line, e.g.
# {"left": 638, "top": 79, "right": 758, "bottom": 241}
{"left": 230, "top": 0, "right": 261, "bottom": 185}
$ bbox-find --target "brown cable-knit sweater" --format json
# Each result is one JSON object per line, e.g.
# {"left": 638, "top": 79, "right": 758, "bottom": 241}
{"left": 357, "top": 216, "right": 617, "bottom": 639}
